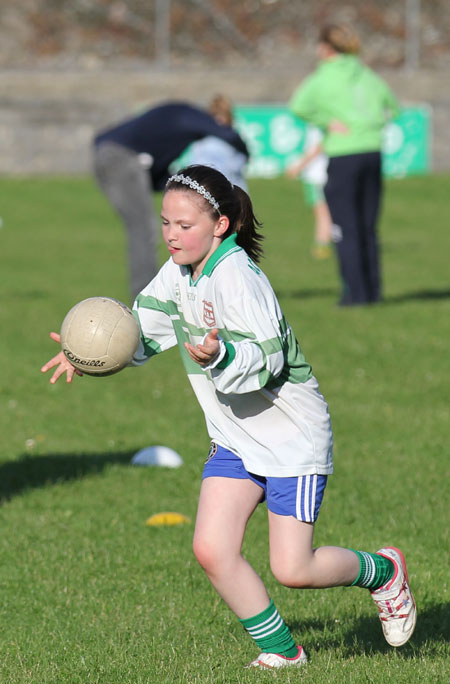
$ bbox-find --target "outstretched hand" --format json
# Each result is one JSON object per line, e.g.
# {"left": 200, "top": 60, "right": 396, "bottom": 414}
{"left": 184, "top": 329, "right": 221, "bottom": 367}
{"left": 41, "top": 332, "right": 83, "bottom": 384}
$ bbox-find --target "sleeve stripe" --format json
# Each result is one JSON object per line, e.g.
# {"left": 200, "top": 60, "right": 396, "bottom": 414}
{"left": 216, "top": 342, "right": 236, "bottom": 369}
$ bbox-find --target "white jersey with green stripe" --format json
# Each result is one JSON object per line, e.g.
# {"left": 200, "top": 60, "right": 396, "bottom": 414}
{"left": 132, "top": 234, "right": 333, "bottom": 477}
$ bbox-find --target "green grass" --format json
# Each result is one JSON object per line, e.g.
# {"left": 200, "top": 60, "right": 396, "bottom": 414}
{"left": 0, "top": 173, "right": 449, "bottom": 683}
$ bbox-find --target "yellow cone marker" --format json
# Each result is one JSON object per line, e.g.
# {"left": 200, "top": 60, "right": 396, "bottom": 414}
{"left": 145, "top": 512, "right": 191, "bottom": 527}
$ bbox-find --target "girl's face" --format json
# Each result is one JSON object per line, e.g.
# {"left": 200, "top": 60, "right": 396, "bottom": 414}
{"left": 161, "top": 190, "right": 229, "bottom": 279}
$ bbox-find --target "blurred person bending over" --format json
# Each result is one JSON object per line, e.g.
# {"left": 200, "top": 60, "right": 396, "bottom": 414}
{"left": 289, "top": 24, "right": 400, "bottom": 306}
{"left": 93, "top": 99, "right": 248, "bottom": 300}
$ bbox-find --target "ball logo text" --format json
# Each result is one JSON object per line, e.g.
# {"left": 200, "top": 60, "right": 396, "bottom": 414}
{"left": 64, "top": 348, "right": 106, "bottom": 367}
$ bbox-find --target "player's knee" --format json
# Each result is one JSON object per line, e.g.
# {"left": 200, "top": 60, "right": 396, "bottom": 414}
{"left": 270, "top": 557, "right": 311, "bottom": 588}
{"left": 192, "top": 535, "right": 221, "bottom": 574}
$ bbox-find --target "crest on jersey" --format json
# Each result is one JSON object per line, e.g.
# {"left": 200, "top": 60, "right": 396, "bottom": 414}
{"left": 202, "top": 299, "right": 216, "bottom": 327}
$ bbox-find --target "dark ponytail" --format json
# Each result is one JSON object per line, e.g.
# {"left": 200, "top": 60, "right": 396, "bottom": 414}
{"left": 165, "top": 164, "right": 264, "bottom": 263}
{"left": 232, "top": 184, "right": 264, "bottom": 263}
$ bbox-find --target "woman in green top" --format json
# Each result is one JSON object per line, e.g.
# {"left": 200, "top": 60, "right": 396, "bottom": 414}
{"left": 290, "top": 24, "right": 400, "bottom": 306}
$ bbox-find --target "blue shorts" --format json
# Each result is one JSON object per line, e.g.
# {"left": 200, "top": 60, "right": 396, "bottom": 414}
{"left": 202, "top": 443, "right": 328, "bottom": 523}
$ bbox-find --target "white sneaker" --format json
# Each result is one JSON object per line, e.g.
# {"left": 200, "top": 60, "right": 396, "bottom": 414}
{"left": 371, "top": 547, "right": 417, "bottom": 647}
{"left": 246, "top": 645, "right": 307, "bottom": 669}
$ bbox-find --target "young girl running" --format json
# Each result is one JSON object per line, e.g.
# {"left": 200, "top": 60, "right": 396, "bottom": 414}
{"left": 42, "top": 164, "right": 416, "bottom": 669}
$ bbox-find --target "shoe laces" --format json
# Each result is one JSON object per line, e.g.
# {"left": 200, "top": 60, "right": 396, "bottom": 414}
{"left": 375, "top": 580, "right": 411, "bottom": 620}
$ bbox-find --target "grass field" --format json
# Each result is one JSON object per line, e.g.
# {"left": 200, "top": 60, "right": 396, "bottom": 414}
{"left": 0, "top": 173, "right": 449, "bottom": 683}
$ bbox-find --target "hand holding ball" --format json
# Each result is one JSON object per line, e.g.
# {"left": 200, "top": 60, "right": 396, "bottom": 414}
{"left": 60, "top": 297, "right": 140, "bottom": 376}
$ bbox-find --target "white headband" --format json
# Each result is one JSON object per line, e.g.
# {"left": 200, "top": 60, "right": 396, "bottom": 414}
{"left": 166, "top": 173, "right": 220, "bottom": 212}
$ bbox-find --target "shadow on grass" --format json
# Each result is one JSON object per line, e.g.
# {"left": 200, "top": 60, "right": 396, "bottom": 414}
{"left": 275, "top": 288, "right": 337, "bottom": 300}
{"left": 384, "top": 287, "right": 450, "bottom": 304}
{"left": 275, "top": 286, "right": 450, "bottom": 304}
{"left": 0, "top": 450, "right": 136, "bottom": 504}
{"left": 291, "top": 601, "right": 449, "bottom": 656}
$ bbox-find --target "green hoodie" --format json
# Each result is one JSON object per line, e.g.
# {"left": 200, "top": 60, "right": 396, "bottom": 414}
{"left": 289, "top": 55, "right": 400, "bottom": 157}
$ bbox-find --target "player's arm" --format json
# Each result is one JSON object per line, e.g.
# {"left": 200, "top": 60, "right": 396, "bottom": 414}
{"left": 289, "top": 77, "right": 329, "bottom": 129}
{"left": 208, "top": 334, "right": 283, "bottom": 394}
{"left": 286, "top": 142, "right": 323, "bottom": 177}
{"left": 190, "top": 293, "right": 285, "bottom": 394}
{"left": 131, "top": 262, "right": 181, "bottom": 365}
{"left": 185, "top": 329, "right": 221, "bottom": 367}
{"left": 132, "top": 298, "right": 178, "bottom": 365}
{"left": 41, "top": 332, "right": 83, "bottom": 384}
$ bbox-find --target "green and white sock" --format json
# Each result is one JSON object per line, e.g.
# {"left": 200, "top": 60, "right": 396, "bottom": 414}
{"left": 239, "top": 599, "right": 298, "bottom": 658}
{"left": 351, "top": 550, "right": 395, "bottom": 590}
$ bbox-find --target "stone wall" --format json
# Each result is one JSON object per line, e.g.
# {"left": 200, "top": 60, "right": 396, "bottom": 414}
{"left": 0, "top": 65, "right": 448, "bottom": 175}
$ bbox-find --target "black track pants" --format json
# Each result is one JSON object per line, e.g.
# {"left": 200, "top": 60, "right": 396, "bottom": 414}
{"left": 325, "top": 151, "right": 382, "bottom": 305}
